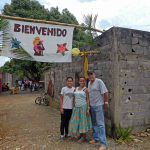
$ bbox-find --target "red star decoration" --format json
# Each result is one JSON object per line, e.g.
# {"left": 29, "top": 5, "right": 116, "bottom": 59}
{"left": 57, "top": 43, "right": 68, "bottom": 56}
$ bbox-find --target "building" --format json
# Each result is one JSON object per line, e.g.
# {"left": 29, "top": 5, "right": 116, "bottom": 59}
{"left": 0, "top": 72, "right": 13, "bottom": 92}
{"left": 45, "top": 27, "right": 150, "bottom": 134}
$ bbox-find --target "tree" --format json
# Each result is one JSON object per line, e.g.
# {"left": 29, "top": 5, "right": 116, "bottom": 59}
{"left": 3, "top": 0, "right": 49, "bottom": 20}
{"left": 1, "top": 59, "right": 51, "bottom": 81}
{"left": 60, "top": 8, "right": 78, "bottom": 24}
{"left": 48, "top": 7, "right": 61, "bottom": 22}
{"left": 2, "top": 0, "right": 54, "bottom": 81}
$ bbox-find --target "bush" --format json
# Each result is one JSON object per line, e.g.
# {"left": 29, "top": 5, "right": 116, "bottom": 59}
{"left": 115, "top": 126, "right": 134, "bottom": 143}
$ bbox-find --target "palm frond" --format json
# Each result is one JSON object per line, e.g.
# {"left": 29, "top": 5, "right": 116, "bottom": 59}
{"left": 0, "top": 18, "right": 34, "bottom": 60}
{"left": 92, "top": 14, "right": 98, "bottom": 28}
{"left": 0, "top": 17, "right": 11, "bottom": 49}
{"left": 11, "top": 38, "right": 34, "bottom": 60}
{"left": 83, "top": 14, "right": 92, "bottom": 30}
{"left": 83, "top": 14, "right": 98, "bottom": 38}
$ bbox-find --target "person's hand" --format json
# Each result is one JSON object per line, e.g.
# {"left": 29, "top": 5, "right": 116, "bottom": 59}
{"left": 104, "top": 102, "right": 109, "bottom": 112}
{"left": 60, "top": 108, "right": 64, "bottom": 114}
{"left": 86, "top": 111, "right": 90, "bottom": 116}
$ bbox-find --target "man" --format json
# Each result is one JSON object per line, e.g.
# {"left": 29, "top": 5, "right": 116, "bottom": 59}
{"left": 88, "top": 70, "right": 108, "bottom": 150}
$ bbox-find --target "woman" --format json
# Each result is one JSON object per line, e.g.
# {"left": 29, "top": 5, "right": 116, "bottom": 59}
{"left": 59, "top": 77, "right": 75, "bottom": 139}
{"left": 69, "top": 77, "right": 92, "bottom": 142}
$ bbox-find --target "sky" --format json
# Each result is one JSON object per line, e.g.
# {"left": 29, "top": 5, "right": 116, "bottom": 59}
{"left": 0, "top": 0, "right": 150, "bottom": 66}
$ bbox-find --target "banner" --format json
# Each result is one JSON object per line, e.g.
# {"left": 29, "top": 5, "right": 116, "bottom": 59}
{"left": 1, "top": 19, "right": 74, "bottom": 62}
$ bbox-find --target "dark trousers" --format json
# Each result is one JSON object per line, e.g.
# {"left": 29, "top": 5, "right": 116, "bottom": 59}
{"left": 60, "top": 109, "right": 72, "bottom": 136}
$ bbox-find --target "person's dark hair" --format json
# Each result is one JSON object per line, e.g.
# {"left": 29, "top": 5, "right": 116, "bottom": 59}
{"left": 79, "top": 76, "right": 85, "bottom": 80}
{"left": 87, "top": 70, "right": 95, "bottom": 75}
{"left": 66, "top": 77, "right": 73, "bottom": 81}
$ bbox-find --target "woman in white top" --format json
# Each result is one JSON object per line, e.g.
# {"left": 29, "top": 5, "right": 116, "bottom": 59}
{"left": 60, "top": 77, "right": 75, "bottom": 139}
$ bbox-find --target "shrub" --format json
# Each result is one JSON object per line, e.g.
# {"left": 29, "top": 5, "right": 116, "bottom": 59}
{"left": 115, "top": 126, "right": 133, "bottom": 143}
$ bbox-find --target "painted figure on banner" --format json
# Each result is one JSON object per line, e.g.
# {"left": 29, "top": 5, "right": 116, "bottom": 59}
{"left": 33, "top": 37, "right": 45, "bottom": 56}
{"left": 57, "top": 43, "right": 68, "bottom": 56}
{"left": 1, "top": 19, "right": 74, "bottom": 62}
{"left": 11, "top": 38, "right": 21, "bottom": 49}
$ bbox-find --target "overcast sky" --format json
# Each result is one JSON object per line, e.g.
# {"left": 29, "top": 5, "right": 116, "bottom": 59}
{"left": 1, "top": 0, "right": 150, "bottom": 66}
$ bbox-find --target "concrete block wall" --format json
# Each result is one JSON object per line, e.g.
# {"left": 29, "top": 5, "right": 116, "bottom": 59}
{"left": 1, "top": 73, "right": 13, "bottom": 87}
{"left": 44, "top": 29, "right": 115, "bottom": 135}
{"left": 45, "top": 27, "right": 150, "bottom": 134}
{"left": 115, "top": 27, "right": 150, "bottom": 131}
{"left": 91, "top": 29, "right": 115, "bottom": 134}
{"left": 48, "top": 59, "right": 83, "bottom": 100}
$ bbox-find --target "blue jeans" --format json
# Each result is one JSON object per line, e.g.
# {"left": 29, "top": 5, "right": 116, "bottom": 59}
{"left": 90, "top": 105, "right": 107, "bottom": 147}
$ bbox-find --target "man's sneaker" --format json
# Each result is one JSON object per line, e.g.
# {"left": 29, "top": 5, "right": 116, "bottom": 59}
{"left": 89, "top": 139, "right": 98, "bottom": 144}
{"left": 99, "top": 146, "right": 107, "bottom": 150}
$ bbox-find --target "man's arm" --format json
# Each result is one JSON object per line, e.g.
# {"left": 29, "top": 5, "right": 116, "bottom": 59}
{"left": 103, "top": 92, "right": 108, "bottom": 112}
{"left": 104, "top": 92, "right": 108, "bottom": 103}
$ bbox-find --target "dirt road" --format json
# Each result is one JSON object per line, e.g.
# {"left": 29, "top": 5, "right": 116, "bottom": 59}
{"left": 0, "top": 93, "right": 149, "bottom": 150}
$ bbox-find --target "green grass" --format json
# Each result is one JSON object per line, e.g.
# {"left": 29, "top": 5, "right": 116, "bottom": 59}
{"left": 115, "top": 126, "right": 134, "bottom": 143}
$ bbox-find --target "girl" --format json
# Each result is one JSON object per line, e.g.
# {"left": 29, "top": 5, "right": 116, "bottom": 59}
{"left": 69, "top": 77, "right": 92, "bottom": 142}
{"left": 60, "top": 77, "right": 75, "bottom": 139}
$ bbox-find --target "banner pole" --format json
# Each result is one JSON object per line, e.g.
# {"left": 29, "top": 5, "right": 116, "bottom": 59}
{"left": 0, "top": 15, "right": 104, "bottom": 33}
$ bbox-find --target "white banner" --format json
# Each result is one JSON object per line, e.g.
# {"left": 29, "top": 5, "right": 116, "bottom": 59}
{"left": 1, "top": 19, "right": 74, "bottom": 62}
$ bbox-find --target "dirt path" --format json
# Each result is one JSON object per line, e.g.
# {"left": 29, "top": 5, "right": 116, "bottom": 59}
{"left": 0, "top": 93, "right": 149, "bottom": 150}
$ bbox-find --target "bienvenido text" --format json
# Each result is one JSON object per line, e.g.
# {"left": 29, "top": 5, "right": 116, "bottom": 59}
{"left": 14, "top": 24, "right": 67, "bottom": 37}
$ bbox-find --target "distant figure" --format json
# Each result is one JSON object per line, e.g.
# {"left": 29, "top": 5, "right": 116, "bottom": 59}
{"left": 21, "top": 80, "right": 25, "bottom": 91}
{"left": 31, "top": 82, "right": 35, "bottom": 92}
{"left": 2, "top": 83, "right": 9, "bottom": 92}
{"left": 6, "top": 83, "right": 9, "bottom": 90}
{"left": 18, "top": 80, "right": 22, "bottom": 90}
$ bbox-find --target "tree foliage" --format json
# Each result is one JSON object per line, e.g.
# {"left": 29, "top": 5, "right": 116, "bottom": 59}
{"left": 83, "top": 14, "right": 98, "bottom": 38}
{"left": 1, "top": 0, "right": 94, "bottom": 81}
{"left": 1, "top": 59, "right": 51, "bottom": 81}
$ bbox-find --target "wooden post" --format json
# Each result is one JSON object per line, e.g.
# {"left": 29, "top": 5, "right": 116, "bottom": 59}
{"left": 0, "top": 15, "right": 104, "bottom": 33}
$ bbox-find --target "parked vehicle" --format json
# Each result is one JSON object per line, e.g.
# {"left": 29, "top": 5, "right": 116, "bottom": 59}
{"left": 35, "top": 92, "right": 49, "bottom": 106}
